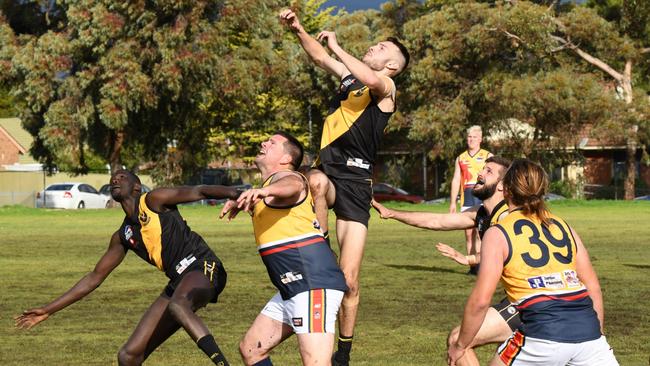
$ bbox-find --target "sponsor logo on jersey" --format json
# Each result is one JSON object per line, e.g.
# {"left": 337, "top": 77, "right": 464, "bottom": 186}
{"left": 175, "top": 254, "right": 197, "bottom": 275}
{"left": 527, "top": 273, "right": 565, "bottom": 289}
{"left": 280, "top": 271, "right": 304, "bottom": 284}
{"left": 124, "top": 225, "right": 137, "bottom": 248}
{"left": 292, "top": 317, "right": 303, "bottom": 327}
{"left": 353, "top": 86, "right": 367, "bottom": 97}
{"left": 346, "top": 157, "right": 370, "bottom": 170}
{"left": 563, "top": 270, "right": 581, "bottom": 287}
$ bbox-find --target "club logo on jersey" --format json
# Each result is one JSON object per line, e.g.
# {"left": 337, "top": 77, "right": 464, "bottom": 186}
{"left": 139, "top": 210, "right": 150, "bottom": 225}
{"left": 313, "top": 310, "right": 321, "bottom": 320}
{"left": 353, "top": 86, "right": 368, "bottom": 97}
{"left": 292, "top": 317, "right": 303, "bottom": 327}
{"left": 124, "top": 225, "right": 137, "bottom": 248}
{"left": 507, "top": 306, "right": 517, "bottom": 315}
{"left": 280, "top": 271, "right": 304, "bottom": 284}
{"left": 563, "top": 270, "right": 581, "bottom": 287}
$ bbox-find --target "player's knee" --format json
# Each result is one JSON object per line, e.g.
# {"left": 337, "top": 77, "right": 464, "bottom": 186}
{"left": 167, "top": 297, "right": 192, "bottom": 321}
{"left": 239, "top": 338, "right": 268, "bottom": 364}
{"left": 307, "top": 171, "right": 328, "bottom": 197}
{"left": 117, "top": 345, "right": 142, "bottom": 366}
{"left": 447, "top": 326, "right": 460, "bottom": 348}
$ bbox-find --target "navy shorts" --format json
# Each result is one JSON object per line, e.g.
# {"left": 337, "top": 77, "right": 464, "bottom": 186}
{"left": 461, "top": 187, "right": 482, "bottom": 208}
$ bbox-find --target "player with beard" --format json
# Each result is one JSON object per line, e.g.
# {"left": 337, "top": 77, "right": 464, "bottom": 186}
{"left": 372, "top": 156, "right": 517, "bottom": 366}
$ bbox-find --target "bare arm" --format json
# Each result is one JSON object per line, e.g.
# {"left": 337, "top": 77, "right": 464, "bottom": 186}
{"left": 15, "top": 232, "right": 126, "bottom": 329}
{"left": 449, "top": 227, "right": 506, "bottom": 365}
{"left": 572, "top": 227, "right": 605, "bottom": 334}
{"left": 372, "top": 199, "right": 476, "bottom": 230}
{"left": 236, "top": 172, "right": 305, "bottom": 212}
{"left": 279, "top": 9, "right": 348, "bottom": 78}
{"left": 318, "top": 31, "right": 392, "bottom": 97}
{"left": 449, "top": 157, "right": 461, "bottom": 213}
{"left": 146, "top": 185, "right": 241, "bottom": 212}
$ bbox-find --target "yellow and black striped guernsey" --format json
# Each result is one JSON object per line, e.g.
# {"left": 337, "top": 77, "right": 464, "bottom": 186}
{"left": 117, "top": 193, "right": 219, "bottom": 281}
{"left": 317, "top": 74, "right": 393, "bottom": 182}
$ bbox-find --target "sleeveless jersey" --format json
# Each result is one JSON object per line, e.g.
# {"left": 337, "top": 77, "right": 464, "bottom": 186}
{"left": 118, "top": 193, "right": 218, "bottom": 281}
{"left": 252, "top": 172, "right": 348, "bottom": 300}
{"left": 475, "top": 200, "right": 508, "bottom": 239}
{"left": 495, "top": 210, "right": 601, "bottom": 342}
{"left": 317, "top": 74, "right": 393, "bottom": 182}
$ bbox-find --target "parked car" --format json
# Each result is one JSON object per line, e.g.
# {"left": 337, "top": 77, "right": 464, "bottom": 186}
{"left": 634, "top": 195, "right": 650, "bottom": 200}
{"left": 36, "top": 183, "right": 110, "bottom": 209}
{"left": 372, "top": 182, "right": 424, "bottom": 204}
{"left": 99, "top": 183, "right": 151, "bottom": 207}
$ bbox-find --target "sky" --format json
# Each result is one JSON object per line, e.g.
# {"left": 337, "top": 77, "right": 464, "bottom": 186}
{"left": 323, "top": 0, "right": 386, "bottom": 12}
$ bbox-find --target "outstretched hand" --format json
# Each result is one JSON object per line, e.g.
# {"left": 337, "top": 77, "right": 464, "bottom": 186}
{"left": 279, "top": 9, "right": 302, "bottom": 32}
{"left": 236, "top": 188, "right": 266, "bottom": 213}
{"left": 15, "top": 308, "right": 49, "bottom": 330}
{"left": 219, "top": 199, "right": 241, "bottom": 221}
{"left": 371, "top": 199, "right": 393, "bottom": 219}
{"left": 435, "top": 242, "right": 469, "bottom": 266}
{"left": 316, "top": 31, "right": 339, "bottom": 50}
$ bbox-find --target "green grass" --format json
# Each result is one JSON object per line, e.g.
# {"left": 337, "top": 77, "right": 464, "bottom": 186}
{"left": 1, "top": 201, "right": 649, "bottom": 365}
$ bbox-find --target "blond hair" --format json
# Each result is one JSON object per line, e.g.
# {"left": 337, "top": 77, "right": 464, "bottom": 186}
{"left": 502, "top": 159, "right": 551, "bottom": 226}
{"left": 467, "top": 125, "right": 482, "bottom": 135}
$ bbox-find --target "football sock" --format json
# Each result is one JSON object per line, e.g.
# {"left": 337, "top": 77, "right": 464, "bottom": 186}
{"left": 334, "top": 334, "right": 353, "bottom": 362}
{"left": 252, "top": 357, "right": 273, "bottom": 366}
{"left": 197, "top": 334, "right": 229, "bottom": 366}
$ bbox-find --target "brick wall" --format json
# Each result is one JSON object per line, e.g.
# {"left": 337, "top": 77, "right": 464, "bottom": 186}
{"left": 0, "top": 131, "right": 20, "bottom": 165}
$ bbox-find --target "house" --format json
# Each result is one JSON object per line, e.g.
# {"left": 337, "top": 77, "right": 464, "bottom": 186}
{"left": 0, "top": 117, "right": 41, "bottom": 171}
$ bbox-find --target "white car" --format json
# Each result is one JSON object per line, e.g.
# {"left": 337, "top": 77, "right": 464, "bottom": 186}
{"left": 36, "top": 183, "right": 110, "bottom": 209}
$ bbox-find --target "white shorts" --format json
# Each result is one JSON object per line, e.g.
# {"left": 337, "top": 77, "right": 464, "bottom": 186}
{"left": 261, "top": 289, "right": 344, "bottom": 334}
{"left": 497, "top": 331, "right": 619, "bottom": 366}
{"left": 460, "top": 206, "right": 474, "bottom": 213}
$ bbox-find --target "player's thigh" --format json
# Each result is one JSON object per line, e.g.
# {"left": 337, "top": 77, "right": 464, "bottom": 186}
{"left": 472, "top": 307, "right": 515, "bottom": 346}
{"left": 296, "top": 332, "right": 335, "bottom": 365}
{"left": 171, "top": 270, "right": 215, "bottom": 310}
{"left": 306, "top": 169, "right": 336, "bottom": 206}
{"left": 335, "top": 219, "right": 368, "bottom": 275}
{"left": 241, "top": 313, "right": 293, "bottom": 354}
{"left": 122, "top": 296, "right": 176, "bottom": 355}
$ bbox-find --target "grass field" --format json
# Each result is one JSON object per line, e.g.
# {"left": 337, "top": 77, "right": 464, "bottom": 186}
{"left": 1, "top": 201, "right": 649, "bottom": 365}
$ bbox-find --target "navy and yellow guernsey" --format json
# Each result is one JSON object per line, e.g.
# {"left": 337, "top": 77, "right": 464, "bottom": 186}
{"left": 252, "top": 172, "right": 348, "bottom": 300}
{"left": 118, "top": 193, "right": 220, "bottom": 281}
{"left": 495, "top": 210, "right": 601, "bottom": 342}
{"left": 317, "top": 74, "right": 393, "bottom": 181}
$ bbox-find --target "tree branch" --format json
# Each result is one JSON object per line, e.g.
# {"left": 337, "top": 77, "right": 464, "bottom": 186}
{"left": 550, "top": 35, "right": 623, "bottom": 81}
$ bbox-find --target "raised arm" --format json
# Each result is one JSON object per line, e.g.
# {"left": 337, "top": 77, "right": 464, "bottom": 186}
{"left": 449, "top": 157, "right": 461, "bottom": 213}
{"left": 279, "top": 9, "right": 348, "bottom": 78}
{"left": 449, "top": 227, "right": 506, "bottom": 365}
{"left": 15, "top": 231, "right": 126, "bottom": 330}
{"left": 572, "top": 227, "right": 605, "bottom": 334}
{"left": 146, "top": 185, "right": 242, "bottom": 212}
{"left": 372, "top": 200, "right": 477, "bottom": 230}
{"left": 317, "top": 31, "right": 392, "bottom": 97}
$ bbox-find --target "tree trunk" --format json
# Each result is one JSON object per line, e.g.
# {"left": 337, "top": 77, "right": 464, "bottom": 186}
{"left": 622, "top": 62, "right": 636, "bottom": 200}
{"left": 108, "top": 130, "right": 124, "bottom": 174}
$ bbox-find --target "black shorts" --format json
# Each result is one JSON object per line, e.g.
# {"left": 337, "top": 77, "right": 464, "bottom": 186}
{"left": 163, "top": 256, "right": 227, "bottom": 304}
{"left": 330, "top": 177, "right": 372, "bottom": 227}
{"left": 492, "top": 297, "right": 522, "bottom": 331}
{"left": 461, "top": 187, "right": 482, "bottom": 208}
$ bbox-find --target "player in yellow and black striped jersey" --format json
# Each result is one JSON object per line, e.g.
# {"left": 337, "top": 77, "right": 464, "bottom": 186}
{"left": 15, "top": 170, "right": 244, "bottom": 366}
{"left": 280, "top": 9, "right": 410, "bottom": 365}
{"left": 449, "top": 159, "right": 618, "bottom": 366}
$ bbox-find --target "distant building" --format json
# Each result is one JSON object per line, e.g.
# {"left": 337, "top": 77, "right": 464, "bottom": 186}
{"left": 0, "top": 117, "right": 42, "bottom": 171}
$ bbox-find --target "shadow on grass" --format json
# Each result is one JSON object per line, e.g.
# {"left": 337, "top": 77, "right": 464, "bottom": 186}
{"left": 384, "top": 263, "right": 463, "bottom": 275}
{"left": 623, "top": 264, "right": 650, "bottom": 270}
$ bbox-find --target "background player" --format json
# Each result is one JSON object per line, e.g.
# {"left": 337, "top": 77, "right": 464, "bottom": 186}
{"left": 280, "top": 9, "right": 410, "bottom": 365}
{"left": 373, "top": 156, "right": 517, "bottom": 366}
{"left": 220, "top": 132, "right": 347, "bottom": 366}
{"left": 448, "top": 159, "right": 618, "bottom": 366}
{"left": 449, "top": 125, "right": 492, "bottom": 275}
{"left": 15, "top": 170, "right": 241, "bottom": 366}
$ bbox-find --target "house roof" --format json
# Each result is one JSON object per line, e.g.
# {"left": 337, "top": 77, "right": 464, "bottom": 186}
{"left": 0, "top": 117, "right": 38, "bottom": 164}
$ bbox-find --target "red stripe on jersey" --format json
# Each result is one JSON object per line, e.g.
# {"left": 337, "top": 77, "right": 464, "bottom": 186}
{"left": 499, "top": 330, "right": 525, "bottom": 366}
{"left": 310, "top": 289, "right": 325, "bottom": 333}
{"left": 259, "top": 237, "right": 323, "bottom": 257}
{"left": 518, "top": 291, "right": 589, "bottom": 310}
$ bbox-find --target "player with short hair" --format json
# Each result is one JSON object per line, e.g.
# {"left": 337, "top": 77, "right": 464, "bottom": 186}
{"left": 450, "top": 125, "right": 493, "bottom": 275}
{"left": 15, "top": 170, "right": 242, "bottom": 365}
{"left": 220, "top": 132, "right": 347, "bottom": 366}
{"left": 280, "top": 9, "right": 410, "bottom": 365}
{"left": 448, "top": 159, "right": 618, "bottom": 366}
{"left": 374, "top": 156, "right": 517, "bottom": 366}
